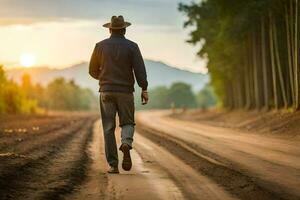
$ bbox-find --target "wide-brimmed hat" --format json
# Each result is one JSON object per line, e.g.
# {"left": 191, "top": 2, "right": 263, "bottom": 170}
{"left": 103, "top": 15, "right": 131, "bottom": 29}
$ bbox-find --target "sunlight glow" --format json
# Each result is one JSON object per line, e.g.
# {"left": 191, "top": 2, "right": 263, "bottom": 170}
{"left": 20, "top": 53, "right": 36, "bottom": 67}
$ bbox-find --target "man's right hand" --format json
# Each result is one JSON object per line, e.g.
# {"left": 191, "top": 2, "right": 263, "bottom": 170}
{"left": 141, "top": 90, "right": 149, "bottom": 105}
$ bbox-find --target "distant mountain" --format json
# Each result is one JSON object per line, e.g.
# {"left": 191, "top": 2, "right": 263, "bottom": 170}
{"left": 144, "top": 60, "right": 208, "bottom": 91}
{"left": 5, "top": 60, "right": 209, "bottom": 93}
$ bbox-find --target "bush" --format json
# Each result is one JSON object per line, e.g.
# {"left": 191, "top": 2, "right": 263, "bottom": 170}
{"left": 0, "top": 66, "right": 97, "bottom": 114}
{"left": 197, "top": 84, "right": 218, "bottom": 109}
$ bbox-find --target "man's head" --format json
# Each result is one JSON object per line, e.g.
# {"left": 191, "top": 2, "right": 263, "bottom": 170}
{"left": 109, "top": 28, "right": 126, "bottom": 36}
{"left": 103, "top": 16, "right": 131, "bottom": 36}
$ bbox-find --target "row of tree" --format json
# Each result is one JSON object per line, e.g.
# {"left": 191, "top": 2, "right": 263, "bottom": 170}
{"left": 0, "top": 66, "right": 36, "bottom": 113}
{"left": 0, "top": 65, "right": 97, "bottom": 114}
{"left": 135, "top": 82, "right": 217, "bottom": 110}
{"left": 179, "top": 0, "right": 299, "bottom": 110}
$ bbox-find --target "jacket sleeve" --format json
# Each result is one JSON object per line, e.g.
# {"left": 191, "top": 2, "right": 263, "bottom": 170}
{"left": 132, "top": 44, "right": 148, "bottom": 90}
{"left": 89, "top": 44, "right": 101, "bottom": 80}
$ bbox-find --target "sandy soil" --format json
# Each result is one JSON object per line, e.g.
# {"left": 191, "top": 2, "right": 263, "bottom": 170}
{"left": 67, "top": 120, "right": 185, "bottom": 200}
{"left": 136, "top": 110, "right": 300, "bottom": 200}
{"left": 70, "top": 120, "right": 231, "bottom": 200}
{"left": 1, "top": 111, "right": 299, "bottom": 200}
{"left": 0, "top": 113, "right": 98, "bottom": 200}
{"left": 171, "top": 109, "right": 300, "bottom": 138}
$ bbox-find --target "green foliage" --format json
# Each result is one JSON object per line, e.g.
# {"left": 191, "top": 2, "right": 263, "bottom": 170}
{"left": 138, "top": 82, "right": 215, "bottom": 110}
{"left": 1, "top": 80, "right": 24, "bottom": 113}
{"left": 179, "top": 0, "right": 299, "bottom": 110}
{"left": 197, "top": 84, "right": 218, "bottom": 109}
{"left": 0, "top": 66, "right": 97, "bottom": 114}
{"left": 167, "top": 82, "right": 197, "bottom": 108}
{"left": 0, "top": 66, "right": 37, "bottom": 114}
{"left": 147, "top": 86, "right": 169, "bottom": 109}
{"left": 0, "top": 65, "right": 6, "bottom": 113}
{"left": 44, "top": 78, "right": 97, "bottom": 111}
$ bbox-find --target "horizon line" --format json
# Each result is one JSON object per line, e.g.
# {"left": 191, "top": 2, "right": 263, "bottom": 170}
{"left": 2, "top": 59, "right": 207, "bottom": 74}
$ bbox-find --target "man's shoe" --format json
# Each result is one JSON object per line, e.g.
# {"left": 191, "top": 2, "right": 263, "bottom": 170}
{"left": 107, "top": 166, "right": 119, "bottom": 174}
{"left": 120, "top": 144, "right": 132, "bottom": 171}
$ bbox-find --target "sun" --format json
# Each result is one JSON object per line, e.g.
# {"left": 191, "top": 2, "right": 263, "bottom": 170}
{"left": 20, "top": 53, "right": 36, "bottom": 68}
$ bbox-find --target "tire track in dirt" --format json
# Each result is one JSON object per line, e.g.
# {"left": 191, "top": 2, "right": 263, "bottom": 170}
{"left": 161, "top": 116, "right": 300, "bottom": 167}
{"left": 136, "top": 123, "right": 282, "bottom": 200}
{"left": 68, "top": 120, "right": 186, "bottom": 200}
{"left": 0, "top": 118, "right": 88, "bottom": 176}
{"left": 0, "top": 117, "right": 84, "bottom": 152}
{"left": 134, "top": 133, "right": 236, "bottom": 200}
{"left": 25, "top": 119, "right": 95, "bottom": 200}
{"left": 66, "top": 120, "right": 108, "bottom": 200}
{"left": 137, "top": 111, "right": 300, "bottom": 200}
{"left": 0, "top": 115, "right": 97, "bottom": 200}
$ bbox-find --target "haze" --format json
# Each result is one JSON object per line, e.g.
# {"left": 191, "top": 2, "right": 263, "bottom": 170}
{"left": 0, "top": 0, "right": 207, "bottom": 73}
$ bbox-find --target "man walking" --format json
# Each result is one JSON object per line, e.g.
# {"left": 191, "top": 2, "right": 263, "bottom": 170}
{"left": 89, "top": 16, "right": 148, "bottom": 174}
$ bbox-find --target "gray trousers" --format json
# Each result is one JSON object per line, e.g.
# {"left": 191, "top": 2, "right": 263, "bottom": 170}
{"left": 100, "top": 92, "right": 135, "bottom": 167}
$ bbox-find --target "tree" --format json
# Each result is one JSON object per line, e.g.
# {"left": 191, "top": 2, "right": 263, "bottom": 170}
{"left": 167, "top": 82, "right": 197, "bottom": 108}
{"left": 45, "top": 77, "right": 97, "bottom": 111}
{"left": 197, "top": 84, "right": 218, "bottom": 109}
{"left": 137, "top": 82, "right": 201, "bottom": 110}
{"left": 0, "top": 65, "right": 6, "bottom": 113}
{"left": 145, "top": 86, "right": 170, "bottom": 109}
{"left": 179, "top": 0, "right": 299, "bottom": 110}
{"left": 0, "top": 66, "right": 37, "bottom": 113}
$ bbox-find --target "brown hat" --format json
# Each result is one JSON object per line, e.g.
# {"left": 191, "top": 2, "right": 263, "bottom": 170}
{"left": 103, "top": 15, "right": 131, "bottom": 29}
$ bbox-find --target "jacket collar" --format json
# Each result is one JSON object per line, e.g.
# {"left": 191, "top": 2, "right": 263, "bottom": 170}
{"left": 110, "top": 33, "right": 125, "bottom": 39}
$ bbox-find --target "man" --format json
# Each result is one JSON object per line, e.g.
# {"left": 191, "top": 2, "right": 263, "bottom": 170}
{"left": 89, "top": 16, "right": 148, "bottom": 174}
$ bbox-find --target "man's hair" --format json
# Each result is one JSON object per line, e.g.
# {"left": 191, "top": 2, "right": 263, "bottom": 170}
{"left": 110, "top": 28, "right": 126, "bottom": 35}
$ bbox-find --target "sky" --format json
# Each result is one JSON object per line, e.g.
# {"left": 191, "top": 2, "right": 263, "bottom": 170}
{"left": 0, "top": 0, "right": 207, "bottom": 73}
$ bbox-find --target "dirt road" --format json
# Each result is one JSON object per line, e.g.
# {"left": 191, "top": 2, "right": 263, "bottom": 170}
{"left": 136, "top": 111, "right": 300, "bottom": 200}
{"left": 69, "top": 121, "right": 236, "bottom": 200}
{"left": 1, "top": 111, "right": 299, "bottom": 200}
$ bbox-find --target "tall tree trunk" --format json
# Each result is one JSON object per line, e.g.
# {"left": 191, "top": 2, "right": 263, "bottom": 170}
{"left": 244, "top": 52, "right": 251, "bottom": 109}
{"left": 291, "top": 0, "right": 295, "bottom": 64}
{"left": 269, "top": 12, "right": 278, "bottom": 109}
{"left": 233, "top": 80, "right": 238, "bottom": 109}
{"left": 252, "top": 31, "right": 260, "bottom": 109}
{"left": 273, "top": 19, "right": 288, "bottom": 108}
{"left": 227, "top": 82, "right": 234, "bottom": 109}
{"left": 237, "top": 75, "right": 245, "bottom": 108}
{"left": 247, "top": 33, "right": 254, "bottom": 109}
{"left": 295, "top": 0, "right": 299, "bottom": 109}
{"left": 285, "top": 2, "right": 295, "bottom": 107}
{"left": 261, "top": 16, "right": 269, "bottom": 109}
